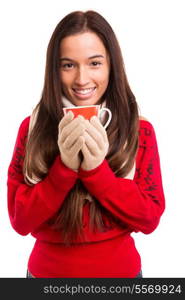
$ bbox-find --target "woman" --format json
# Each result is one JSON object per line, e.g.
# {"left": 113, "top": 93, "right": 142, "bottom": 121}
{"left": 7, "top": 10, "right": 165, "bottom": 278}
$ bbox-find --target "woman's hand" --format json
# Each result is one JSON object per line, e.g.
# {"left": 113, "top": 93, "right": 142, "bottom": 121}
{"left": 81, "top": 116, "right": 109, "bottom": 171}
{"left": 58, "top": 112, "right": 85, "bottom": 171}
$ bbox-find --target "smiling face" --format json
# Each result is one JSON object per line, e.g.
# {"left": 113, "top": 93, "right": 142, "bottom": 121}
{"left": 59, "top": 31, "right": 110, "bottom": 106}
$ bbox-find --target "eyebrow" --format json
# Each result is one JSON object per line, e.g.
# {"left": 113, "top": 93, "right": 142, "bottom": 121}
{"left": 60, "top": 55, "right": 104, "bottom": 61}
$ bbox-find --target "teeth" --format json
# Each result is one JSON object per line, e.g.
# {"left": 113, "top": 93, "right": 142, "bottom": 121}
{"left": 73, "top": 88, "right": 95, "bottom": 95}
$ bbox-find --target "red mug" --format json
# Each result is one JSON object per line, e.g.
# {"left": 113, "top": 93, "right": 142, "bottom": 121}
{"left": 63, "top": 105, "right": 112, "bottom": 129}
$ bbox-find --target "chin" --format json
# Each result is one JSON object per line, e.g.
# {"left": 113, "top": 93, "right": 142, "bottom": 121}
{"left": 73, "top": 98, "right": 99, "bottom": 106}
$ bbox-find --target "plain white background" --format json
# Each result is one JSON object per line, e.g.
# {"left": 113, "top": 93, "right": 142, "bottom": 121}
{"left": 0, "top": 0, "right": 185, "bottom": 277}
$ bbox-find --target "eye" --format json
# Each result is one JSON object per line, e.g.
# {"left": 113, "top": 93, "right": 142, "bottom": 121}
{"left": 60, "top": 63, "right": 74, "bottom": 69}
{"left": 90, "top": 61, "right": 102, "bottom": 67}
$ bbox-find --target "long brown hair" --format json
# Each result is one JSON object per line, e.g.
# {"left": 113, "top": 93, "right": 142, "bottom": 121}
{"left": 23, "top": 10, "right": 139, "bottom": 245}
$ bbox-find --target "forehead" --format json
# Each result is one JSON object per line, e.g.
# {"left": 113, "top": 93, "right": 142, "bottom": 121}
{"left": 59, "top": 31, "right": 107, "bottom": 58}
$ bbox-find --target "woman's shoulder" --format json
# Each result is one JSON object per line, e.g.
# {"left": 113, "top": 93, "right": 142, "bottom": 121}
{"left": 139, "top": 116, "right": 153, "bottom": 128}
{"left": 138, "top": 116, "right": 157, "bottom": 142}
{"left": 139, "top": 115, "right": 150, "bottom": 123}
{"left": 20, "top": 116, "right": 31, "bottom": 126}
{"left": 17, "top": 116, "right": 31, "bottom": 135}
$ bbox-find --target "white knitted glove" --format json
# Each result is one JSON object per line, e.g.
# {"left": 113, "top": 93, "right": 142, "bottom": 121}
{"left": 58, "top": 111, "right": 85, "bottom": 171}
{"left": 81, "top": 116, "right": 109, "bottom": 171}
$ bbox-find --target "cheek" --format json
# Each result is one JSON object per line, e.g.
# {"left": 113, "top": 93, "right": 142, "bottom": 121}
{"left": 95, "top": 67, "right": 109, "bottom": 88}
{"left": 98, "top": 74, "right": 109, "bottom": 90}
{"left": 60, "top": 72, "right": 72, "bottom": 88}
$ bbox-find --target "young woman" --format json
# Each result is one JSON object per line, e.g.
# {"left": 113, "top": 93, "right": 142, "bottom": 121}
{"left": 7, "top": 10, "right": 165, "bottom": 278}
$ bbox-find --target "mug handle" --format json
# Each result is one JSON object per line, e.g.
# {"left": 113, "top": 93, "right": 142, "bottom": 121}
{"left": 98, "top": 108, "right": 112, "bottom": 129}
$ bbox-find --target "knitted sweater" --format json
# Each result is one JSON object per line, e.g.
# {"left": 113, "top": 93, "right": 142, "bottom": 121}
{"left": 7, "top": 117, "right": 165, "bottom": 277}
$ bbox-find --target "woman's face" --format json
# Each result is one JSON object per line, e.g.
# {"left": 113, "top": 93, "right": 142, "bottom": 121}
{"left": 59, "top": 31, "right": 110, "bottom": 106}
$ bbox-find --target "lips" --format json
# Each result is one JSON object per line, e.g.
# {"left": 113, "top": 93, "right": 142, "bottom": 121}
{"left": 72, "top": 87, "right": 96, "bottom": 99}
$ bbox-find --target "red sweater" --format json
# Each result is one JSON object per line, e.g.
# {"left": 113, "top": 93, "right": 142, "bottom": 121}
{"left": 7, "top": 117, "right": 165, "bottom": 278}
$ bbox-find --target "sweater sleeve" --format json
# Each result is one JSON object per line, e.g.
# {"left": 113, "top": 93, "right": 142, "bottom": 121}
{"left": 78, "top": 120, "right": 165, "bottom": 234}
{"left": 7, "top": 117, "right": 78, "bottom": 236}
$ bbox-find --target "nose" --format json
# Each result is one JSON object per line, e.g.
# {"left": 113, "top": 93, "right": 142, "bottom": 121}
{"left": 74, "top": 66, "right": 90, "bottom": 86}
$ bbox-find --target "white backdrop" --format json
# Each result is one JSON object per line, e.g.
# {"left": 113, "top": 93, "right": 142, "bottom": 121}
{"left": 0, "top": 0, "right": 185, "bottom": 277}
